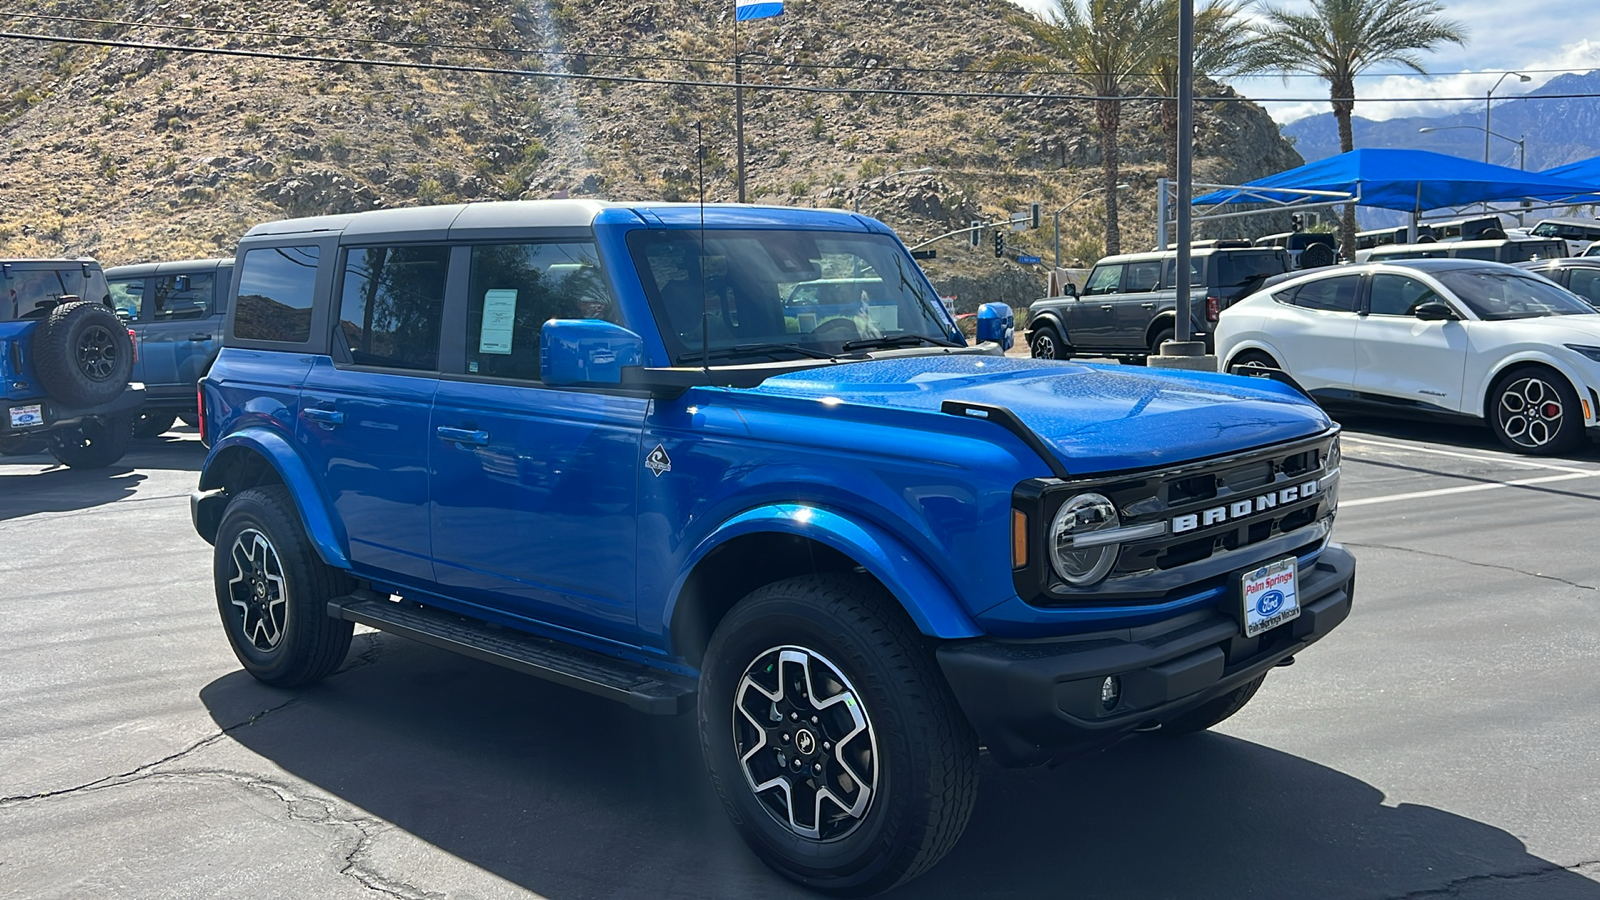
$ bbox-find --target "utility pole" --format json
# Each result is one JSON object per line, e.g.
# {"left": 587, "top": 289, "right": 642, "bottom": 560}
{"left": 734, "top": 17, "right": 745, "bottom": 203}
{"left": 1150, "top": 0, "right": 1213, "bottom": 371}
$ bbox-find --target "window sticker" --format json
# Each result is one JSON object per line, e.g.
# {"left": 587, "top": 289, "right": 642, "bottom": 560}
{"left": 479, "top": 289, "right": 518, "bottom": 355}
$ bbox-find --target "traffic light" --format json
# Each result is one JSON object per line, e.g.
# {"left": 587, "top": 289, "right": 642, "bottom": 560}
{"left": 993, "top": 231, "right": 1005, "bottom": 258}
{"left": 1291, "top": 213, "right": 1305, "bottom": 231}
{"left": 1030, "top": 202, "right": 1042, "bottom": 230}
{"left": 969, "top": 221, "right": 982, "bottom": 248}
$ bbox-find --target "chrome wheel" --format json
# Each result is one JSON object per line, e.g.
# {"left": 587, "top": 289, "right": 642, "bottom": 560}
{"left": 76, "top": 324, "right": 118, "bottom": 381}
{"left": 1031, "top": 330, "right": 1059, "bottom": 359}
{"left": 227, "top": 528, "right": 289, "bottom": 651}
{"left": 733, "top": 645, "right": 878, "bottom": 842}
{"left": 1497, "top": 376, "right": 1565, "bottom": 450}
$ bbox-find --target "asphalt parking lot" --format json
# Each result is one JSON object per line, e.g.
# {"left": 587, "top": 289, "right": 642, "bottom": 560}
{"left": 2, "top": 414, "right": 1598, "bottom": 900}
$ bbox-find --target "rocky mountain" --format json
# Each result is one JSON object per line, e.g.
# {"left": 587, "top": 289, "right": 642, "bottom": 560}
{"left": 0, "top": 0, "right": 1300, "bottom": 307}
{"left": 1281, "top": 71, "right": 1600, "bottom": 172}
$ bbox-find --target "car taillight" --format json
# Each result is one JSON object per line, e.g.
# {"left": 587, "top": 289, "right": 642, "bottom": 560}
{"left": 1206, "top": 295, "right": 1222, "bottom": 322}
{"left": 128, "top": 328, "right": 138, "bottom": 363}
{"left": 196, "top": 382, "right": 207, "bottom": 447}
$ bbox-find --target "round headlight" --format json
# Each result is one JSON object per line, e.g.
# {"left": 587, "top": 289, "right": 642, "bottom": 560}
{"left": 1050, "top": 492, "right": 1120, "bottom": 586}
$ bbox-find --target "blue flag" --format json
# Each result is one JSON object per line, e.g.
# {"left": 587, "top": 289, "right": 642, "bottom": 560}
{"left": 736, "top": 0, "right": 783, "bottom": 20}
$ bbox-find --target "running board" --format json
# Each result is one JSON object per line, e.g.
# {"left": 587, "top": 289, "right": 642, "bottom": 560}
{"left": 328, "top": 596, "right": 695, "bottom": 715}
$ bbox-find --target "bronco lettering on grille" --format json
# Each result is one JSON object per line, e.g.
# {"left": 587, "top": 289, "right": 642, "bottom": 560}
{"left": 1171, "top": 479, "right": 1320, "bottom": 535}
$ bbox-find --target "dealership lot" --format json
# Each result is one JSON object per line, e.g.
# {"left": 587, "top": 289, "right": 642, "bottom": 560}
{"left": 1, "top": 417, "right": 1597, "bottom": 900}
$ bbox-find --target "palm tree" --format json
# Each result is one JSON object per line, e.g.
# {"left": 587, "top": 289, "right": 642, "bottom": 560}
{"left": 1254, "top": 0, "right": 1467, "bottom": 251}
{"left": 1000, "top": 0, "right": 1165, "bottom": 255}
{"left": 1149, "top": 0, "right": 1271, "bottom": 180}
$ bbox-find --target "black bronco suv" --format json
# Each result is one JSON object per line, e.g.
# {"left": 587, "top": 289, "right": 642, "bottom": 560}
{"left": 1026, "top": 243, "right": 1291, "bottom": 362}
{"left": 0, "top": 258, "right": 144, "bottom": 466}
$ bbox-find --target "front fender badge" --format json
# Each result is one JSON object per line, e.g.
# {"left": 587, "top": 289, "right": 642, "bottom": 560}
{"left": 645, "top": 443, "right": 672, "bottom": 477}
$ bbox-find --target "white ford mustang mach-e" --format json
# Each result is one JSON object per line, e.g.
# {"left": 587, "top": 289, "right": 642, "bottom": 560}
{"left": 1216, "top": 259, "right": 1600, "bottom": 455}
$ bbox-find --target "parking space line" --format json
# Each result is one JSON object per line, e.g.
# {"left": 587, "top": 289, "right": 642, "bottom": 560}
{"left": 1342, "top": 470, "right": 1600, "bottom": 508}
{"left": 1342, "top": 436, "right": 1598, "bottom": 475}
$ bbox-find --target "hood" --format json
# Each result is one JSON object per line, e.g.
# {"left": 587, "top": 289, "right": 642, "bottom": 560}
{"left": 744, "top": 355, "right": 1331, "bottom": 475}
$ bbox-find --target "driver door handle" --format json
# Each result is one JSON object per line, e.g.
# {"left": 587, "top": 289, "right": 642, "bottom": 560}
{"left": 1100, "top": 304, "right": 1115, "bottom": 311}
{"left": 302, "top": 407, "right": 345, "bottom": 427}
{"left": 436, "top": 426, "right": 490, "bottom": 446}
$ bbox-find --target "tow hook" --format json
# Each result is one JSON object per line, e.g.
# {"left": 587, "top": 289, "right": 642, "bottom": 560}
{"left": 1275, "top": 655, "right": 1296, "bottom": 668}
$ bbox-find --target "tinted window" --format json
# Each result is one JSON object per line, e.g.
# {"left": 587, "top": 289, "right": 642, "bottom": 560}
{"left": 1123, "top": 260, "right": 1161, "bottom": 293}
{"left": 234, "top": 246, "right": 319, "bottom": 342}
{"left": 1435, "top": 269, "right": 1595, "bottom": 320}
{"left": 1506, "top": 241, "right": 1564, "bottom": 263}
{"left": 1453, "top": 247, "right": 1497, "bottom": 261}
{"left": 1084, "top": 264, "right": 1123, "bottom": 296}
{"left": 1286, "top": 275, "right": 1360, "bottom": 312}
{"left": 1566, "top": 269, "right": 1600, "bottom": 307}
{"left": 153, "top": 271, "right": 214, "bottom": 320}
{"left": 1213, "top": 251, "right": 1288, "bottom": 288}
{"left": 336, "top": 246, "right": 448, "bottom": 371}
{"left": 108, "top": 278, "right": 143, "bottom": 319}
{"left": 1368, "top": 273, "right": 1443, "bottom": 316}
{"left": 1162, "top": 258, "right": 1200, "bottom": 288}
{"left": 465, "top": 242, "right": 616, "bottom": 381}
{"left": 2, "top": 266, "right": 111, "bottom": 320}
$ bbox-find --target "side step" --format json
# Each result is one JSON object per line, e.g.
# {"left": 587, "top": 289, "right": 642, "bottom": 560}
{"left": 328, "top": 596, "right": 696, "bottom": 715}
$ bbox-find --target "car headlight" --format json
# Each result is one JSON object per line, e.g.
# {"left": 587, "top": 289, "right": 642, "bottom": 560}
{"left": 1565, "top": 344, "right": 1600, "bottom": 363}
{"left": 1050, "top": 493, "right": 1121, "bottom": 586}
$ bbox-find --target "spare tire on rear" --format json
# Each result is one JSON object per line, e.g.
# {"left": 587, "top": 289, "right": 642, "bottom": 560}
{"left": 31, "top": 301, "right": 133, "bottom": 407}
{"left": 1299, "top": 242, "right": 1336, "bottom": 269}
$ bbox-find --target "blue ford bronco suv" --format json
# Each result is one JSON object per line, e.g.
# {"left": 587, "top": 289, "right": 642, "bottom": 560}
{"left": 1, "top": 257, "right": 144, "bottom": 466}
{"left": 191, "top": 201, "right": 1354, "bottom": 895}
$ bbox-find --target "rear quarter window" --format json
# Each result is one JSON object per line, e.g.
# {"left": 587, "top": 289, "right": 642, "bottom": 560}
{"left": 233, "top": 246, "right": 320, "bottom": 343}
{"left": 1213, "top": 252, "right": 1288, "bottom": 289}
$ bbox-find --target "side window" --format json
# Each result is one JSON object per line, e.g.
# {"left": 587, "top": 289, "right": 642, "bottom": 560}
{"left": 1287, "top": 276, "right": 1360, "bottom": 312}
{"left": 1452, "top": 247, "right": 1496, "bottom": 261}
{"left": 1122, "top": 260, "right": 1161, "bottom": 293}
{"left": 152, "top": 271, "right": 215, "bottom": 321}
{"left": 234, "top": 246, "right": 320, "bottom": 343}
{"left": 1368, "top": 273, "right": 1442, "bottom": 316}
{"left": 108, "top": 278, "right": 143, "bottom": 319}
{"left": 1161, "top": 258, "right": 1201, "bottom": 288}
{"left": 335, "top": 246, "right": 449, "bottom": 371}
{"left": 1083, "top": 265, "right": 1123, "bottom": 296}
{"left": 1566, "top": 269, "right": 1600, "bottom": 306}
{"left": 465, "top": 242, "right": 617, "bottom": 381}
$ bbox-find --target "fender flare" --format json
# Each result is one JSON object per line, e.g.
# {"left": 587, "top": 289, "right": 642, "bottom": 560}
{"left": 1027, "top": 310, "right": 1067, "bottom": 339}
{"left": 199, "top": 428, "right": 349, "bottom": 568}
{"left": 667, "top": 504, "right": 982, "bottom": 641}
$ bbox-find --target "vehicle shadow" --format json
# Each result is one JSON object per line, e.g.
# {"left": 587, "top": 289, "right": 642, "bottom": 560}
{"left": 0, "top": 464, "right": 146, "bottom": 521}
{"left": 201, "top": 635, "right": 1600, "bottom": 900}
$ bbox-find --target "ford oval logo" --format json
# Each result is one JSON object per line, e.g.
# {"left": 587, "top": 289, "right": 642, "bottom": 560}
{"left": 1256, "top": 589, "right": 1285, "bottom": 618}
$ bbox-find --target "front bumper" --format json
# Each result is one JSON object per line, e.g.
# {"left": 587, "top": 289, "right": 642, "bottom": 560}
{"left": 937, "top": 544, "right": 1355, "bottom": 767}
{"left": 1, "top": 383, "right": 145, "bottom": 437}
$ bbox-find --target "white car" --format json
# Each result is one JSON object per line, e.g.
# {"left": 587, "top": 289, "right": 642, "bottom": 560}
{"left": 1215, "top": 259, "right": 1600, "bottom": 455}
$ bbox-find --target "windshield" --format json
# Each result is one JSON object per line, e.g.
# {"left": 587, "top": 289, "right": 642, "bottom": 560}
{"left": 628, "top": 229, "right": 957, "bottom": 365}
{"left": 1436, "top": 268, "right": 1597, "bottom": 320}
{"left": 4, "top": 265, "right": 111, "bottom": 321}
{"left": 1214, "top": 251, "right": 1288, "bottom": 287}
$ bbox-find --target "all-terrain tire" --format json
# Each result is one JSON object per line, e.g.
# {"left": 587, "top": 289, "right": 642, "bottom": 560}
{"left": 46, "top": 415, "right": 133, "bottom": 468}
{"left": 1156, "top": 673, "right": 1268, "bottom": 737}
{"left": 699, "top": 573, "right": 978, "bottom": 897}
{"left": 31, "top": 301, "right": 134, "bottom": 407}
{"left": 1029, "top": 323, "right": 1067, "bottom": 360}
{"left": 213, "top": 485, "right": 355, "bottom": 687}
{"left": 132, "top": 410, "right": 177, "bottom": 439}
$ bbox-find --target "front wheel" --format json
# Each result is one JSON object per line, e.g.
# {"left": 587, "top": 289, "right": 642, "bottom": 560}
{"left": 700, "top": 574, "right": 977, "bottom": 896}
{"left": 1489, "top": 368, "right": 1583, "bottom": 456}
{"left": 47, "top": 415, "right": 133, "bottom": 468}
{"left": 213, "top": 485, "right": 355, "bottom": 687}
{"left": 1029, "top": 324, "right": 1065, "bottom": 360}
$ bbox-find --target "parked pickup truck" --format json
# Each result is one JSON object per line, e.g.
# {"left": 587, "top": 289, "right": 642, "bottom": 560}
{"left": 1, "top": 258, "right": 144, "bottom": 466}
{"left": 191, "top": 202, "right": 1354, "bottom": 895}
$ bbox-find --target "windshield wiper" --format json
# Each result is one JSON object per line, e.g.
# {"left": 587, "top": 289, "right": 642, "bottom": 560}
{"left": 840, "top": 334, "right": 960, "bottom": 351}
{"left": 674, "top": 342, "right": 838, "bottom": 364}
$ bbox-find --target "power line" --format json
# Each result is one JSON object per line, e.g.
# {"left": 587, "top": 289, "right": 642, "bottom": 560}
{"left": 5, "top": 30, "right": 1600, "bottom": 107}
{"left": 9, "top": 9, "right": 1593, "bottom": 84}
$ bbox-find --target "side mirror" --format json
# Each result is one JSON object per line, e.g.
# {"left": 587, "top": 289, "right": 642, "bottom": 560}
{"left": 976, "top": 302, "right": 1014, "bottom": 350}
{"left": 1413, "top": 301, "right": 1456, "bottom": 322}
{"left": 539, "top": 319, "right": 645, "bottom": 387}
{"left": 1063, "top": 282, "right": 1079, "bottom": 298}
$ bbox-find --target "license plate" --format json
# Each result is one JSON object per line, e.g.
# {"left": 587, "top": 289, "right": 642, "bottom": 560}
{"left": 8, "top": 404, "right": 43, "bottom": 429}
{"left": 1239, "top": 557, "right": 1300, "bottom": 637}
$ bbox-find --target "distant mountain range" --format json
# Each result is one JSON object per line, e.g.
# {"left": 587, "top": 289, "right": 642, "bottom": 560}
{"left": 1280, "top": 71, "right": 1600, "bottom": 171}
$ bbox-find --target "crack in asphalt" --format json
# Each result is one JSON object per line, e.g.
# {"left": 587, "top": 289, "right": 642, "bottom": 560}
{"left": 1343, "top": 542, "right": 1599, "bottom": 593}
{"left": 1386, "top": 858, "right": 1600, "bottom": 899}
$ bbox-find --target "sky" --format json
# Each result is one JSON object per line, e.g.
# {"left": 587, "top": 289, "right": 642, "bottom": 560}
{"left": 1007, "top": 0, "right": 1600, "bottom": 124}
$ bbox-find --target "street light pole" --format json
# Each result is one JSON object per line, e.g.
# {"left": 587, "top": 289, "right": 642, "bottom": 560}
{"left": 1052, "top": 184, "right": 1129, "bottom": 268}
{"left": 1419, "top": 125, "right": 1527, "bottom": 168}
{"left": 1485, "top": 71, "right": 1530, "bottom": 165}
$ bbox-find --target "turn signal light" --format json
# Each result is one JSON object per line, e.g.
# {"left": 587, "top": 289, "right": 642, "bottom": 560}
{"left": 1011, "top": 509, "right": 1028, "bottom": 569}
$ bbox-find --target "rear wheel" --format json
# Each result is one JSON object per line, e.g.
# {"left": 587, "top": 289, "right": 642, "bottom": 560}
{"left": 46, "top": 415, "right": 133, "bottom": 468}
{"left": 213, "top": 485, "right": 355, "bottom": 687}
{"left": 177, "top": 412, "right": 200, "bottom": 429}
{"left": 700, "top": 574, "right": 977, "bottom": 896}
{"left": 1029, "top": 323, "right": 1066, "bottom": 360}
{"left": 1156, "top": 674, "right": 1268, "bottom": 737}
{"left": 1228, "top": 349, "right": 1282, "bottom": 374}
{"left": 1489, "top": 367, "right": 1583, "bottom": 455}
{"left": 132, "top": 411, "right": 177, "bottom": 438}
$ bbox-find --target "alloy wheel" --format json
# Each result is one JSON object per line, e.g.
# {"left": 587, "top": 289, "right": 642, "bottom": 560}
{"left": 77, "top": 324, "right": 118, "bottom": 381}
{"left": 733, "top": 645, "right": 878, "bottom": 841}
{"left": 1032, "top": 332, "right": 1058, "bottom": 359}
{"left": 227, "top": 529, "right": 289, "bottom": 651}
{"left": 1497, "top": 376, "right": 1565, "bottom": 450}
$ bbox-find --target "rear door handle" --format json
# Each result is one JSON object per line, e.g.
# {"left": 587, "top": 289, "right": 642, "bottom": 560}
{"left": 436, "top": 426, "right": 490, "bottom": 446}
{"left": 1141, "top": 302, "right": 1156, "bottom": 308}
{"left": 302, "top": 407, "right": 345, "bottom": 427}
{"left": 1100, "top": 304, "right": 1114, "bottom": 311}
{"left": 187, "top": 333, "right": 210, "bottom": 341}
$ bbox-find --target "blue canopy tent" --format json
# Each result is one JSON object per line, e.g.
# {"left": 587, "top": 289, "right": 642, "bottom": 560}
{"left": 1542, "top": 156, "right": 1600, "bottom": 186}
{"left": 1193, "top": 149, "right": 1597, "bottom": 212}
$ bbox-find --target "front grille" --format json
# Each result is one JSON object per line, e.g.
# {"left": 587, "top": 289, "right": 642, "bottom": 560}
{"left": 1012, "top": 428, "right": 1338, "bottom": 607}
